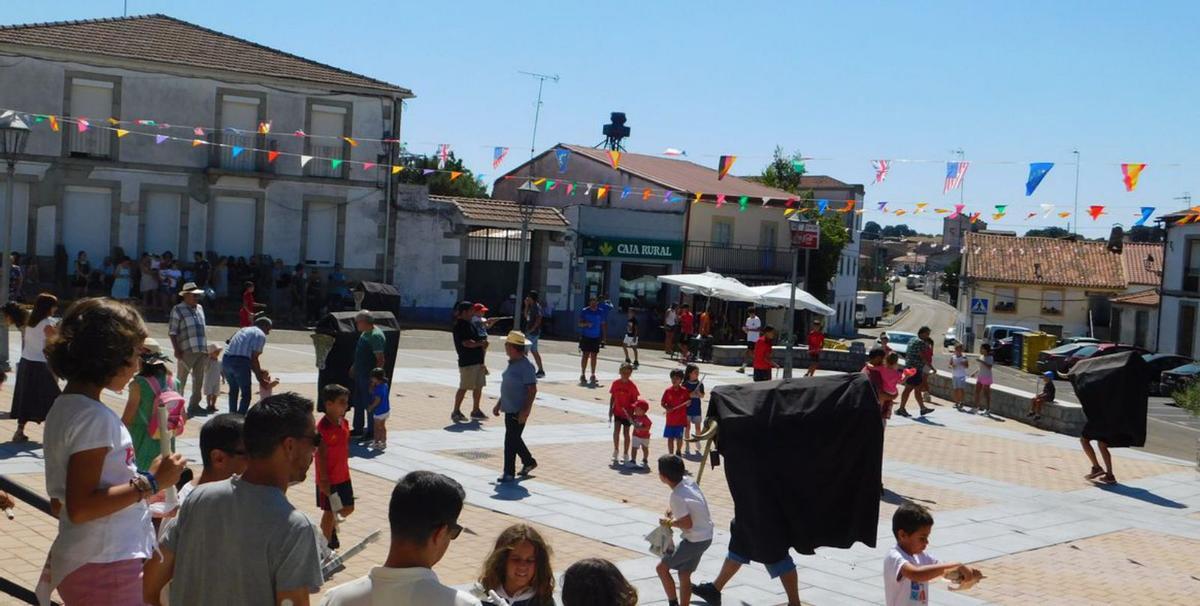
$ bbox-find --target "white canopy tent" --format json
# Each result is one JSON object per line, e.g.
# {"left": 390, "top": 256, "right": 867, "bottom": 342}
{"left": 746, "top": 283, "right": 836, "bottom": 316}
{"left": 656, "top": 271, "right": 761, "bottom": 302}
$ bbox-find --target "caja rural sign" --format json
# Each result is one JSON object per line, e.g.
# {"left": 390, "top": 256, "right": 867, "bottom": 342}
{"left": 579, "top": 235, "right": 684, "bottom": 260}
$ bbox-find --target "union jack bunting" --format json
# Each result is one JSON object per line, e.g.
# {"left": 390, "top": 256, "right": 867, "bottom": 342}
{"left": 872, "top": 160, "right": 890, "bottom": 183}
{"left": 944, "top": 161, "right": 969, "bottom": 194}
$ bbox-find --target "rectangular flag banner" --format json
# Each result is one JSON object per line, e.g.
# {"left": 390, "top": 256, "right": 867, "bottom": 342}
{"left": 872, "top": 160, "right": 889, "bottom": 183}
{"left": 1026, "top": 162, "right": 1054, "bottom": 196}
{"left": 556, "top": 148, "right": 571, "bottom": 173}
{"left": 944, "top": 161, "right": 969, "bottom": 193}
{"left": 492, "top": 147, "right": 509, "bottom": 169}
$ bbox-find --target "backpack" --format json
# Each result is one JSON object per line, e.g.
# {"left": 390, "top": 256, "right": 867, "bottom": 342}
{"left": 145, "top": 374, "right": 187, "bottom": 440}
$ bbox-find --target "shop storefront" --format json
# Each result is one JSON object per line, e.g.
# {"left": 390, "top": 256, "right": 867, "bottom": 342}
{"left": 577, "top": 234, "right": 684, "bottom": 340}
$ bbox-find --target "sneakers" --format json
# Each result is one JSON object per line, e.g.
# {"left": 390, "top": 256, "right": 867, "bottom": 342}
{"left": 372, "top": 440, "right": 387, "bottom": 451}
{"left": 624, "top": 357, "right": 631, "bottom": 364}
{"left": 895, "top": 408, "right": 911, "bottom": 418}
{"left": 642, "top": 460, "right": 650, "bottom": 469}
{"left": 469, "top": 409, "right": 488, "bottom": 420}
{"left": 919, "top": 407, "right": 935, "bottom": 416}
{"left": 518, "top": 462, "right": 538, "bottom": 477}
{"left": 579, "top": 374, "right": 588, "bottom": 386}
{"left": 535, "top": 369, "right": 546, "bottom": 378}
{"left": 451, "top": 410, "right": 467, "bottom": 423}
{"left": 496, "top": 474, "right": 516, "bottom": 483}
{"left": 736, "top": 367, "right": 746, "bottom": 374}
{"left": 691, "top": 581, "right": 722, "bottom": 605}
{"left": 633, "top": 361, "right": 639, "bottom": 369}
{"left": 328, "top": 530, "right": 340, "bottom": 551}
{"left": 612, "top": 451, "right": 619, "bottom": 465}
{"left": 589, "top": 376, "right": 600, "bottom": 387}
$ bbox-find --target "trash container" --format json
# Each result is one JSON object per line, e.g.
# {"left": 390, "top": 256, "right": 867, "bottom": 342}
{"left": 356, "top": 281, "right": 401, "bottom": 317}
{"left": 1010, "top": 332, "right": 1029, "bottom": 368}
{"left": 313, "top": 311, "right": 401, "bottom": 412}
{"left": 1020, "top": 332, "right": 1058, "bottom": 373}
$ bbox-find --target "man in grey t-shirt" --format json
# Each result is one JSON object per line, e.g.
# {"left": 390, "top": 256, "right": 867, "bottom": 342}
{"left": 492, "top": 331, "right": 538, "bottom": 483}
{"left": 155, "top": 393, "right": 324, "bottom": 606}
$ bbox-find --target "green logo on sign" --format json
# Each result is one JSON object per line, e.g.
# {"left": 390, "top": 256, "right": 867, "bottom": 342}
{"left": 599, "top": 242, "right": 614, "bottom": 256}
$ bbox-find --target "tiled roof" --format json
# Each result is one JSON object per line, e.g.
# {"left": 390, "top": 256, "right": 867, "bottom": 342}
{"left": 559, "top": 145, "right": 831, "bottom": 200}
{"left": 1110, "top": 289, "right": 1160, "bottom": 307}
{"left": 963, "top": 233, "right": 1126, "bottom": 290}
{"left": 0, "top": 14, "right": 411, "bottom": 95}
{"left": 431, "top": 195, "right": 569, "bottom": 230}
{"left": 1121, "top": 242, "right": 1164, "bottom": 286}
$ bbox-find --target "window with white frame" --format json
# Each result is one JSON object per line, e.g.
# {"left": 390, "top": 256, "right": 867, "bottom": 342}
{"left": 1041, "top": 290, "right": 1064, "bottom": 315}
{"left": 995, "top": 286, "right": 1017, "bottom": 313}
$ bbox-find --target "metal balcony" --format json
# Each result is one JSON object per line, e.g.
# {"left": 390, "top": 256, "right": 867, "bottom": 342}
{"left": 684, "top": 241, "right": 793, "bottom": 277}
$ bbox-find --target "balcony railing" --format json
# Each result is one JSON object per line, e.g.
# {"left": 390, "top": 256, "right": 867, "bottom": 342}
{"left": 308, "top": 143, "right": 344, "bottom": 179}
{"left": 66, "top": 126, "right": 112, "bottom": 158}
{"left": 217, "top": 132, "right": 258, "bottom": 172}
{"left": 684, "top": 241, "right": 794, "bottom": 277}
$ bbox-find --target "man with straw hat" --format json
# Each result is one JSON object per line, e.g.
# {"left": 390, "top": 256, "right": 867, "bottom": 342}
{"left": 493, "top": 331, "right": 539, "bottom": 483}
{"left": 170, "top": 281, "right": 210, "bottom": 417}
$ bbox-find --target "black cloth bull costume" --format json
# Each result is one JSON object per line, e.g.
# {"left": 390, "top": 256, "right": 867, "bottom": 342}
{"left": 693, "top": 373, "right": 883, "bottom": 565}
{"left": 1069, "top": 350, "right": 1149, "bottom": 447}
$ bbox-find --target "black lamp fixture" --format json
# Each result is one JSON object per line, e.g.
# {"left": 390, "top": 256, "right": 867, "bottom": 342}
{"left": 0, "top": 110, "right": 32, "bottom": 164}
{"left": 517, "top": 179, "right": 540, "bottom": 207}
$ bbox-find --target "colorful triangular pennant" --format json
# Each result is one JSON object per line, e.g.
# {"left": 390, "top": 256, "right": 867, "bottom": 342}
{"left": 1121, "top": 163, "right": 1146, "bottom": 192}
{"left": 1026, "top": 162, "right": 1054, "bottom": 196}
{"left": 493, "top": 147, "right": 509, "bottom": 169}
{"left": 608, "top": 150, "right": 621, "bottom": 170}
{"left": 717, "top": 155, "right": 736, "bottom": 180}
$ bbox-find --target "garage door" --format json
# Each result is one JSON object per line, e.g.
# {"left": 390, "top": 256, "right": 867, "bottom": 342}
{"left": 212, "top": 196, "right": 256, "bottom": 258}
{"left": 63, "top": 186, "right": 112, "bottom": 262}
{"left": 144, "top": 191, "right": 181, "bottom": 256}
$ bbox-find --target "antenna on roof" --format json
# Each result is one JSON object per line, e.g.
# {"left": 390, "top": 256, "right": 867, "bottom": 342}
{"left": 123, "top": 0, "right": 128, "bottom": 17}
{"left": 518, "top": 71, "right": 559, "bottom": 160}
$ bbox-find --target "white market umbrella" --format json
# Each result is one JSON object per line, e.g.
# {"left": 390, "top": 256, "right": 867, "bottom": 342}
{"left": 656, "top": 271, "right": 761, "bottom": 302}
{"left": 747, "top": 283, "right": 836, "bottom": 316}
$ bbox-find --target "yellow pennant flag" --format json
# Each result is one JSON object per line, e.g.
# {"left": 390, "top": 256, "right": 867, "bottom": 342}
{"left": 107, "top": 117, "right": 120, "bottom": 125}
{"left": 449, "top": 171, "right": 463, "bottom": 181}
{"left": 895, "top": 209, "right": 907, "bottom": 216}
{"left": 48, "top": 115, "right": 59, "bottom": 132}
{"left": 391, "top": 165, "right": 403, "bottom": 175}
{"left": 607, "top": 150, "right": 621, "bottom": 170}
{"left": 115, "top": 129, "right": 129, "bottom": 138}
{"left": 344, "top": 136, "right": 358, "bottom": 147}
{"left": 934, "top": 208, "right": 949, "bottom": 214}
{"left": 191, "top": 138, "right": 205, "bottom": 147}
{"left": 784, "top": 208, "right": 797, "bottom": 217}
{"left": 693, "top": 192, "right": 703, "bottom": 204}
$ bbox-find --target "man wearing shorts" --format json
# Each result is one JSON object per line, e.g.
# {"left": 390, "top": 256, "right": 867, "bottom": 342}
{"left": 452, "top": 301, "right": 488, "bottom": 422}
{"left": 691, "top": 517, "right": 801, "bottom": 606}
{"left": 897, "top": 326, "right": 935, "bottom": 417}
{"left": 523, "top": 291, "right": 546, "bottom": 378}
{"left": 578, "top": 297, "right": 608, "bottom": 387}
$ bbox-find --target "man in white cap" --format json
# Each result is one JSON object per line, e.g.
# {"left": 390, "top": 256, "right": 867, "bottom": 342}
{"left": 170, "top": 281, "right": 210, "bottom": 416}
{"left": 492, "top": 331, "right": 538, "bottom": 483}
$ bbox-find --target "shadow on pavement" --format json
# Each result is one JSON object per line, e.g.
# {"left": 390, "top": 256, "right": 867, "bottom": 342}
{"left": 348, "top": 444, "right": 383, "bottom": 459}
{"left": 442, "top": 421, "right": 485, "bottom": 433}
{"left": 491, "top": 482, "right": 530, "bottom": 501}
{"left": 1097, "top": 483, "right": 1188, "bottom": 509}
{"left": 913, "top": 416, "right": 945, "bottom": 427}
{"left": 882, "top": 487, "right": 937, "bottom": 506}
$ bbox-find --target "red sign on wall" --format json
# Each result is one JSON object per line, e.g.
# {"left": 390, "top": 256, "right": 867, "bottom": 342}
{"left": 790, "top": 222, "right": 821, "bottom": 249}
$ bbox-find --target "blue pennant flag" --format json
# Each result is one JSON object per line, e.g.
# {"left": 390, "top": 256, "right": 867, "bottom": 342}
{"left": 1134, "top": 206, "right": 1155, "bottom": 227}
{"left": 621, "top": 186, "right": 632, "bottom": 199}
{"left": 231, "top": 146, "right": 244, "bottom": 158}
{"left": 555, "top": 148, "right": 570, "bottom": 173}
{"left": 1025, "top": 162, "right": 1054, "bottom": 196}
{"left": 817, "top": 199, "right": 829, "bottom": 214}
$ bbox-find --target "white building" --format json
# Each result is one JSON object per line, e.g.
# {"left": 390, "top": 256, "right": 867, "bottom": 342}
{"left": 1155, "top": 211, "right": 1198, "bottom": 356}
{"left": 1110, "top": 242, "right": 1163, "bottom": 351}
{"left": 0, "top": 14, "right": 410, "bottom": 285}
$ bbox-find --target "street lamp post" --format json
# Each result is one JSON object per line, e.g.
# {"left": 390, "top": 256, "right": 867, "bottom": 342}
{"left": 0, "top": 111, "right": 32, "bottom": 373}
{"left": 513, "top": 180, "right": 540, "bottom": 329}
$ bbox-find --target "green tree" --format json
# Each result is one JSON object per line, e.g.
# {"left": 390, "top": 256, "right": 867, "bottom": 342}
{"left": 395, "top": 152, "right": 488, "bottom": 198}
{"left": 880, "top": 224, "right": 917, "bottom": 238}
{"left": 758, "top": 147, "right": 849, "bottom": 301}
{"left": 942, "top": 257, "right": 961, "bottom": 306}
{"left": 1127, "top": 225, "right": 1164, "bottom": 243}
{"left": 1024, "top": 226, "right": 1071, "bottom": 238}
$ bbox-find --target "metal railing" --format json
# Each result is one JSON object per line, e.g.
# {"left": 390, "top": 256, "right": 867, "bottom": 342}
{"left": 0, "top": 475, "right": 58, "bottom": 605}
{"left": 216, "top": 132, "right": 258, "bottom": 172}
{"left": 66, "top": 126, "right": 111, "bottom": 158}
{"left": 684, "top": 241, "right": 792, "bottom": 276}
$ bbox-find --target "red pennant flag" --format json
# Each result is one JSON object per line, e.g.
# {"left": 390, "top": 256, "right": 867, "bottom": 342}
{"left": 607, "top": 150, "right": 621, "bottom": 170}
{"left": 716, "top": 194, "right": 727, "bottom": 208}
{"left": 717, "top": 155, "right": 736, "bottom": 180}
{"left": 785, "top": 197, "right": 796, "bottom": 208}
{"left": 1121, "top": 163, "right": 1146, "bottom": 192}
{"left": 1088, "top": 205, "right": 1105, "bottom": 220}
{"left": 267, "top": 150, "right": 280, "bottom": 164}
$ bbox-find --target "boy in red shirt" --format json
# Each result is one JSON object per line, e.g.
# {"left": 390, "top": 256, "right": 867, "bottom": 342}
{"left": 608, "top": 362, "right": 640, "bottom": 466}
{"left": 316, "top": 383, "right": 355, "bottom": 550}
{"left": 678, "top": 304, "right": 695, "bottom": 362}
{"left": 753, "top": 326, "right": 778, "bottom": 382}
{"left": 630, "top": 399, "right": 653, "bottom": 468}
{"left": 662, "top": 369, "right": 691, "bottom": 455}
{"left": 805, "top": 320, "right": 825, "bottom": 377}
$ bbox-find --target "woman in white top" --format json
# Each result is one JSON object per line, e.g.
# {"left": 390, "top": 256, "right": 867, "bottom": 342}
{"left": 39, "top": 297, "right": 187, "bottom": 605}
{"left": 9, "top": 293, "right": 61, "bottom": 443}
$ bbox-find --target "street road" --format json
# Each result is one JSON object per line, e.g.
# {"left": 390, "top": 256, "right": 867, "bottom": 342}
{"left": 858, "top": 286, "right": 1200, "bottom": 462}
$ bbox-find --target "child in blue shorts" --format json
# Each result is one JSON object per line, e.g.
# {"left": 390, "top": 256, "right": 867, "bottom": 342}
{"left": 681, "top": 364, "right": 705, "bottom": 456}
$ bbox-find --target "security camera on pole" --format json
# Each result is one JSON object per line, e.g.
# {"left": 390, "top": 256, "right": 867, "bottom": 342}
{"left": 784, "top": 214, "right": 820, "bottom": 378}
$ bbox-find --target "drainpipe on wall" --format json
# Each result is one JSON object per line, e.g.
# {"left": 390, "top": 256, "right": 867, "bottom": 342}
{"left": 1155, "top": 220, "right": 1168, "bottom": 352}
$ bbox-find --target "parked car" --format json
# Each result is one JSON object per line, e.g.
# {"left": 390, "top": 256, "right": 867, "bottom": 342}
{"left": 1035, "top": 343, "right": 1091, "bottom": 374}
{"left": 1058, "top": 336, "right": 1102, "bottom": 346}
{"left": 1159, "top": 363, "right": 1200, "bottom": 396}
{"left": 878, "top": 330, "right": 918, "bottom": 358}
{"left": 1057, "top": 343, "right": 1147, "bottom": 378}
{"left": 943, "top": 326, "right": 957, "bottom": 349}
{"left": 1143, "top": 353, "right": 1193, "bottom": 396}
{"left": 982, "top": 324, "right": 1031, "bottom": 359}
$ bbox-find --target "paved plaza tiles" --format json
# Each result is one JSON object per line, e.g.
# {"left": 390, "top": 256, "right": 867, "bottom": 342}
{"left": 1, "top": 327, "right": 1199, "bottom": 605}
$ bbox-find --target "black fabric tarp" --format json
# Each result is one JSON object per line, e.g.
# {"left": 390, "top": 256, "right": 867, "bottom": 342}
{"left": 706, "top": 374, "right": 883, "bottom": 560}
{"left": 315, "top": 311, "right": 401, "bottom": 412}
{"left": 1069, "top": 350, "right": 1149, "bottom": 447}
{"left": 357, "top": 281, "right": 402, "bottom": 317}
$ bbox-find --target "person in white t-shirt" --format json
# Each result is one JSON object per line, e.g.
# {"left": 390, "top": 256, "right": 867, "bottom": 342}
{"left": 884, "top": 503, "right": 981, "bottom": 606}
{"left": 654, "top": 455, "right": 712, "bottom": 606}
{"left": 39, "top": 297, "right": 188, "bottom": 605}
{"left": 320, "top": 470, "right": 481, "bottom": 606}
{"left": 738, "top": 308, "right": 762, "bottom": 374}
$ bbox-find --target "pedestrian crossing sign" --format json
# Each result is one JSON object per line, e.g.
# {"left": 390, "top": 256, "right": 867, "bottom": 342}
{"left": 970, "top": 298, "right": 988, "bottom": 314}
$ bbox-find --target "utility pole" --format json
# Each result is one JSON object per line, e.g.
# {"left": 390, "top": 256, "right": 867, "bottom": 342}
{"left": 954, "top": 148, "right": 965, "bottom": 207}
{"left": 1072, "top": 150, "right": 1080, "bottom": 234}
{"left": 518, "top": 71, "right": 559, "bottom": 160}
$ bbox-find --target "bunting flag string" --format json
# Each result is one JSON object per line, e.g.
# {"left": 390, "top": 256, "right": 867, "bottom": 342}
{"left": 621, "top": 186, "right": 632, "bottom": 200}
{"left": 1058, "top": 211, "right": 1072, "bottom": 219}
{"left": 492, "top": 147, "right": 509, "bottom": 169}
{"left": 1134, "top": 207, "right": 1155, "bottom": 227}
{"left": 717, "top": 155, "right": 737, "bottom": 180}
{"left": 761, "top": 197, "right": 771, "bottom": 207}
{"left": 1025, "top": 162, "right": 1054, "bottom": 196}
{"left": 1040, "top": 203, "right": 1055, "bottom": 217}
{"left": 556, "top": 149, "right": 571, "bottom": 173}
{"left": 716, "top": 194, "right": 727, "bottom": 208}
{"left": 1121, "top": 163, "right": 1146, "bottom": 192}
{"left": 914, "top": 202, "right": 928, "bottom": 213}
{"left": 872, "top": 160, "right": 889, "bottom": 183}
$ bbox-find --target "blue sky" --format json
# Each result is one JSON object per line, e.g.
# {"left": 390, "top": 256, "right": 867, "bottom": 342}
{"left": 6, "top": 1, "right": 1198, "bottom": 235}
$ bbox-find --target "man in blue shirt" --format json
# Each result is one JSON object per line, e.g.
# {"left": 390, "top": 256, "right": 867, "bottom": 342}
{"left": 577, "top": 297, "right": 609, "bottom": 387}
{"left": 493, "top": 331, "right": 538, "bottom": 483}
